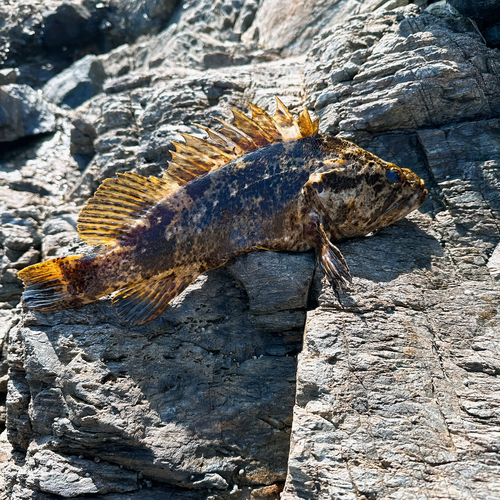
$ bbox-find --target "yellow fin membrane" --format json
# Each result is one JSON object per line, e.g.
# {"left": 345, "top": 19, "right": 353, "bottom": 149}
{"left": 113, "top": 272, "right": 200, "bottom": 325}
{"left": 77, "top": 172, "right": 177, "bottom": 246}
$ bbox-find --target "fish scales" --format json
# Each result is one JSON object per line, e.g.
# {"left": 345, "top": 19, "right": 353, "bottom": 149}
{"left": 18, "top": 98, "right": 427, "bottom": 325}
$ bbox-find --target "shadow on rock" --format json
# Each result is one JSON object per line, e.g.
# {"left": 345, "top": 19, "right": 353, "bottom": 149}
{"left": 8, "top": 255, "right": 314, "bottom": 495}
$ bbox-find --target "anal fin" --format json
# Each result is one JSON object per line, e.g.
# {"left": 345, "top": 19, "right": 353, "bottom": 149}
{"left": 113, "top": 272, "right": 200, "bottom": 325}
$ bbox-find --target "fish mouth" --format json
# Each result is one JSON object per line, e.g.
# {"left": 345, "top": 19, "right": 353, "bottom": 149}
{"left": 383, "top": 187, "right": 427, "bottom": 217}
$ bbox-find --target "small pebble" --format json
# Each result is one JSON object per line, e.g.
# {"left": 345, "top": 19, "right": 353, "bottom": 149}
{"left": 464, "top": 290, "right": 472, "bottom": 295}
{"left": 449, "top": 296, "right": 455, "bottom": 300}
{"left": 253, "top": 356, "right": 257, "bottom": 360}
{"left": 78, "top": 455, "right": 83, "bottom": 459}
{"left": 94, "top": 457, "right": 100, "bottom": 463}
{"left": 446, "top": 175, "right": 450, "bottom": 179}
{"left": 201, "top": 327, "right": 205, "bottom": 332}
{"left": 387, "top": 307, "right": 393, "bottom": 313}
{"left": 239, "top": 469, "right": 245, "bottom": 476}
{"left": 85, "top": 473, "right": 90, "bottom": 477}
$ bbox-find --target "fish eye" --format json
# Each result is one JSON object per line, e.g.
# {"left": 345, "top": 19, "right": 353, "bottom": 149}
{"left": 386, "top": 169, "right": 401, "bottom": 184}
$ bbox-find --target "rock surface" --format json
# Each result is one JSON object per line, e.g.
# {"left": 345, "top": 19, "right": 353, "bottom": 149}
{"left": 0, "top": 85, "right": 55, "bottom": 143}
{"left": 43, "top": 55, "right": 108, "bottom": 109}
{"left": 1, "top": 1, "right": 500, "bottom": 499}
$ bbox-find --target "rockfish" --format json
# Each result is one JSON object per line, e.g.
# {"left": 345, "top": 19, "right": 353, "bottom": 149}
{"left": 18, "top": 98, "right": 427, "bottom": 325}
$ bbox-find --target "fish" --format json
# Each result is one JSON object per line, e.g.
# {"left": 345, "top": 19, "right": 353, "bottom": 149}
{"left": 18, "top": 97, "right": 427, "bottom": 325}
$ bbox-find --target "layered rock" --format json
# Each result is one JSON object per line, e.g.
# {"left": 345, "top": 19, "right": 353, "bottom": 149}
{"left": 1, "top": 1, "right": 500, "bottom": 499}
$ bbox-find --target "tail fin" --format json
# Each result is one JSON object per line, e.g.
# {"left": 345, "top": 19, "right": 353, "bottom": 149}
{"left": 18, "top": 256, "right": 84, "bottom": 311}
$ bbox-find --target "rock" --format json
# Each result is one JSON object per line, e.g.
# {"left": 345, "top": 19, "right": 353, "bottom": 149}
{"left": 42, "top": 3, "right": 94, "bottom": 51}
{"left": 282, "top": 5, "right": 500, "bottom": 499}
{"left": 0, "top": 0, "right": 176, "bottom": 90}
{"left": 305, "top": 6, "right": 500, "bottom": 135}
{"left": 7, "top": 263, "right": 303, "bottom": 497}
{"left": 24, "top": 450, "right": 138, "bottom": 497}
{"left": 112, "top": 0, "right": 177, "bottom": 41}
{"left": 43, "top": 55, "right": 107, "bottom": 108}
{"left": 0, "top": 85, "right": 55, "bottom": 143}
{"left": 485, "top": 24, "right": 500, "bottom": 48}
{"left": 3, "top": 0, "right": 500, "bottom": 498}
{"left": 487, "top": 242, "right": 500, "bottom": 280}
{"left": 0, "top": 211, "right": 42, "bottom": 303}
{"left": 448, "top": 0, "right": 500, "bottom": 23}
{"left": 0, "top": 68, "right": 19, "bottom": 85}
{"left": 228, "top": 251, "right": 314, "bottom": 332}
{"left": 242, "top": 0, "right": 411, "bottom": 55}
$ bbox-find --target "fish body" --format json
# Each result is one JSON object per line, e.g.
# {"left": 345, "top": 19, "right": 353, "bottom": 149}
{"left": 19, "top": 99, "right": 427, "bottom": 325}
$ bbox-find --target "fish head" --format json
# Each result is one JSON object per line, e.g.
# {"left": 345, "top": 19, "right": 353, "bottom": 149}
{"left": 303, "top": 143, "right": 427, "bottom": 241}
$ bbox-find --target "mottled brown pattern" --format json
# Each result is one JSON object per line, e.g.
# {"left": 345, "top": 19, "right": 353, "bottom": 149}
{"left": 18, "top": 102, "right": 426, "bottom": 325}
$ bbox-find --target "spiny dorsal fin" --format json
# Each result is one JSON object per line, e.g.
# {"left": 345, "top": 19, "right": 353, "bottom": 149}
{"left": 167, "top": 96, "right": 319, "bottom": 179}
{"left": 77, "top": 97, "right": 319, "bottom": 247}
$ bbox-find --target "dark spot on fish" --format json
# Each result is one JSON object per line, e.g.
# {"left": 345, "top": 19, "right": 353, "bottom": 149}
{"left": 184, "top": 175, "right": 212, "bottom": 202}
{"left": 313, "top": 182, "right": 324, "bottom": 194}
{"left": 365, "top": 173, "right": 383, "bottom": 186}
{"left": 323, "top": 174, "right": 361, "bottom": 192}
{"left": 121, "top": 204, "right": 176, "bottom": 248}
{"left": 371, "top": 181, "right": 385, "bottom": 194}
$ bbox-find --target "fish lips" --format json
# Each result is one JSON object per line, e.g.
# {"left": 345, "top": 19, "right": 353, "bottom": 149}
{"left": 383, "top": 186, "right": 427, "bottom": 217}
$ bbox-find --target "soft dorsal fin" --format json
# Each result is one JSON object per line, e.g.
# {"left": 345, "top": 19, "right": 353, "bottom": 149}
{"left": 77, "top": 172, "right": 179, "bottom": 246}
{"left": 77, "top": 97, "right": 319, "bottom": 247}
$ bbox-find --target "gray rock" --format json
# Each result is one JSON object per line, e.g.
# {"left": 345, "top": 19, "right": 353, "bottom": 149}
{"left": 485, "top": 24, "right": 500, "bottom": 48}
{"left": 448, "top": 0, "right": 500, "bottom": 23}
{"left": 43, "top": 55, "right": 108, "bottom": 109}
{"left": 3, "top": 0, "right": 500, "bottom": 498}
{"left": 0, "top": 85, "right": 55, "bottom": 143}
{"left": 0, "top": 212, "right": 41, "bottom": 303}
{"left": 113, "top": 0, "right": 177, "bottom": 40}
{"left": 0, "top": 0, "right": 178, "bottom": 89}
{"left": 305, "top": 6, "right": 500, "bottom": 135}
{"left": 24, "top": 450, "right": 138, "bottom": 497}
{"left": 42, "top": 3, "right": 93, "bottom": 50}
{"left": 0, "top": 68, "right": 19, "bottom": 85}
{"left": 282, "top": 5, "right": 500, "bottom": 499}
{"left": 228, "top": 251, "right": 314, "bottom": 332}
{"left": 7, "top": 264, "right": 303, "bottom": 496}
{"left": 242, "top": 0, "right": 411, "bottom": 55}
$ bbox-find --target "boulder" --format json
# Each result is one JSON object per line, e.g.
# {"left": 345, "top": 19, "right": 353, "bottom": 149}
{"left": 0, "top": 69, "right": 19, "bottom": 86}
{"left": 0, "top": 85, "right": 55, "bottom": 143}
{"left": 42, "top": 3, "right": 94, "bottom": 50}
{"left": 448, "top": 0, "right": 500, "bottom": 23}
{"left": 43, "top": 55, "right": 107, "bottom": 108}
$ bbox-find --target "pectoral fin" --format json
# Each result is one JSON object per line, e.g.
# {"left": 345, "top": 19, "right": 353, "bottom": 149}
{"left": 317, "top": 224, "right": 352, "bottom": 288}
{"left": 305, "top": 214, "right": 352, "bottom": 289}
{"left": 113, "top": 272, "right": 199, "bottom": 325}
